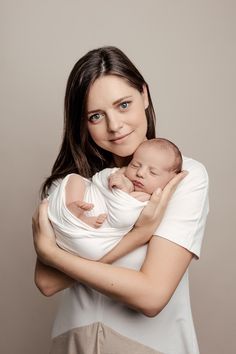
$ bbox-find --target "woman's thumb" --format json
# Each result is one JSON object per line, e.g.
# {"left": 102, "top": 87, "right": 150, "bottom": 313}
{"left": 151, "top": 188, "right": 162, "bottom": 202}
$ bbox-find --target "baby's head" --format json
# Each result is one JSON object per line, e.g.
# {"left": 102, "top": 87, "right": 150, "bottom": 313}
{"left": 125, "top": 138, "right": 183, "bottom": 194}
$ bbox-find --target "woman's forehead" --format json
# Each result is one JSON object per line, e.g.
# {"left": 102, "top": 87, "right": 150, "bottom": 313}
{"left": 86, "top": 75, "right": 138, "bottom": 110}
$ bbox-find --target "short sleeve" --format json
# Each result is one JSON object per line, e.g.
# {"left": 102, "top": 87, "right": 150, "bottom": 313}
{"left": 154, "top": 157, "right": 209, "bottom": 259}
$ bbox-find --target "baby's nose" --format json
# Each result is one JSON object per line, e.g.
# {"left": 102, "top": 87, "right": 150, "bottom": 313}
{"left": 136, "top": 167, "right": 146, "bottom": 178}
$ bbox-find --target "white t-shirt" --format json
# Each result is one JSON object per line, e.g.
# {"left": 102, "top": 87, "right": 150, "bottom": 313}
{"left": 50, "top": 156, "right": 209, "bottom": 354}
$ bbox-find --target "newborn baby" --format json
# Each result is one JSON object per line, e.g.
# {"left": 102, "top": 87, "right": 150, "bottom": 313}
{"left": 48, "top": 138, "right": 182, "bottom": 261}
{"left": 68, "top": 137, "right": 182, "bottom": 225}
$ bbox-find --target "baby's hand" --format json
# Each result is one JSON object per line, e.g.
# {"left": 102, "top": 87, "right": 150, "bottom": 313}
{"left": 108, "top": 171, "right": 133, "bottom": 193}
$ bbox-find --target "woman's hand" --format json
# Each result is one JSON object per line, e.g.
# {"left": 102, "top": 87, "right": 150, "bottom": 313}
{"left": 135, "top": 171, "right": 188, "bottom": 233}
{"left": 32, "top": 199, "right": 58, "bottom": 265}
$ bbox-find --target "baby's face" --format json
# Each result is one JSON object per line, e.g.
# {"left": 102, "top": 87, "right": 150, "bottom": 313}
{"left": 125, "top": 143, "right": 176, "bottom": 194}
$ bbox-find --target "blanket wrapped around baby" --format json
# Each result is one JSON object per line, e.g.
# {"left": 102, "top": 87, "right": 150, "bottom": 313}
{"left": 47, "top": 168, "right": 147, "bottom": 260}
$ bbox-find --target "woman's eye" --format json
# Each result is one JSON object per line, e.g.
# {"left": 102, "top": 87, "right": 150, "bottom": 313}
{"left": 88, "top": 113, "right": 103, "bottom": 123}
{"left": 120, "top": 101, "right": 131, "bottom": 110}
{"left": 131, "top": 163, "right": 139, "bottom": 168}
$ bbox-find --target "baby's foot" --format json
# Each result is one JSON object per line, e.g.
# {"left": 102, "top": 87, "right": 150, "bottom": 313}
{"left": 67, "top": 201, "right": 94, "bottom": 219}
{"left": 94, "top": 213, "right": 107, "bottom": 228}
{"left": 74, "top": 201, "right": 94, "bottom": 211}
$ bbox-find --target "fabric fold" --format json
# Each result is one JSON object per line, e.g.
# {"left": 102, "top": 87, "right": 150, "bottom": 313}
{"left": 48, "top": 168, "right": 147, "bottom": 260}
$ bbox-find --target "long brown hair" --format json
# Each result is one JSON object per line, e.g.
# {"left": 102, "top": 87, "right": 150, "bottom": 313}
{"left": 41, "top": 46, "right": 156, "bottom": 198}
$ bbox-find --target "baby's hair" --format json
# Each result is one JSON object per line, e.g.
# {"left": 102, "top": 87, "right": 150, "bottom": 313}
{"left": 141, "top": 138, "right": 183, "bottom": 173}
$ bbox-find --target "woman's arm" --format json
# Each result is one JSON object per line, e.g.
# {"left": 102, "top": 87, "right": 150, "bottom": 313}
{"left": 99, "top": 188, "right": 162, "bottom": 264}
{"left": 34, "top": 204, "right": 193, "bottom": 316}
{"left": 35, "top": 258, "right": 75, "bottom": 296}
{"left": 99, "top": 171, "right": 188, "bottom": 264}
{"left": 33, "top": 171, "right": 188, "bottom": 301}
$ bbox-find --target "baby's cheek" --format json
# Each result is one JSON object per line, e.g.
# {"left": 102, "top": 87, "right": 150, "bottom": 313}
{"left": 124, "top": 168, "right": 133, "bottom": 180}
{"left": 149, "top": 178, "right": 164, "bottom": 192}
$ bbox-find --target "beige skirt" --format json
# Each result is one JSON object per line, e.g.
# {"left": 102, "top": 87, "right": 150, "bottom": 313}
{"left": 49, "top": 322, "right": 163, "bottom": 354}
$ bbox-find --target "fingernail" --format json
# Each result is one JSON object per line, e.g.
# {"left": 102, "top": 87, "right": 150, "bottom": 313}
{"left": 42, "top": 198, "right": 47, "bottom": 203}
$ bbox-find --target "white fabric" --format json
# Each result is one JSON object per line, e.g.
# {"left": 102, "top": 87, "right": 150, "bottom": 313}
{"left": 50, "top": 156, "right": 209, "bottom": 354}
{"left": 47, "top": 168, "right": 147, "bottom": 260}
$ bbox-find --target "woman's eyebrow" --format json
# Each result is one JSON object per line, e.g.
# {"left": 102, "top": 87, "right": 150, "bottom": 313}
{"left": 87, "top": 95, "right": 132, "bottom": 114}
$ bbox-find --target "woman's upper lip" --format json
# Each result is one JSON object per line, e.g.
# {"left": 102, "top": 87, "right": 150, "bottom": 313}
{"left": 109, "top": 131, "right": 132, "bottom": 141}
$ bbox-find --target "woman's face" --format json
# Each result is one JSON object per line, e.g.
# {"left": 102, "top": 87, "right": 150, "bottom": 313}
{"left": 86, "top": 75, "right": 149, "bottom": 164}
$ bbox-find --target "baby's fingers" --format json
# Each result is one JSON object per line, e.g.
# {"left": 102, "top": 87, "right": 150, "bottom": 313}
{"left": 108, "top": 175, "right": 119, "bottom": 189}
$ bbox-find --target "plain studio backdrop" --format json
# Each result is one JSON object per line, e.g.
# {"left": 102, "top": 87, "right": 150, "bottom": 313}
{"left": 1, "top": 1, "right": 235, "bottom": 353}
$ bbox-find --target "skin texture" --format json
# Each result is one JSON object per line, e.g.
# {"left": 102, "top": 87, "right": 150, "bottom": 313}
{"left": 33, "top": 75, "right": 192, "bottom": 316}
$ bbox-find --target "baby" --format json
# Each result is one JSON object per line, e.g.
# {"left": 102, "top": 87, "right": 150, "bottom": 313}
{"left": 48, "top": 138, "right": 182, "bottom": 262}
{"left": 68, "top": 138, "right": 182, "bottom": 225}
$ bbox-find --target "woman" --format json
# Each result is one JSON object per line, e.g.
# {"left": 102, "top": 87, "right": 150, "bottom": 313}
{"left": 32, "top": 46, "right": 209, "bottom": 354}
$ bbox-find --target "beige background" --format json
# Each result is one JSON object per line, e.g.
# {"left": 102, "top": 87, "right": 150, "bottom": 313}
{"left": 1, "top": 0, "right": 235, "bottom": 353}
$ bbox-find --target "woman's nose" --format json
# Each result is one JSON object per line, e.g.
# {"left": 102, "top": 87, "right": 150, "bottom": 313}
{"left": 107, "top": 113, "right": 123, "bottom": 133}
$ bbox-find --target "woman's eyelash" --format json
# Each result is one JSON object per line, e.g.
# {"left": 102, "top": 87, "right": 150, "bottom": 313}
{"left": 88, "top": 101, "right": 131, "bottom": 122}
{"left": 120, "top": 101, "right": 131, "bottom": 109}
{"left": 88, "top": 113, "right": 103, "bottom": 122}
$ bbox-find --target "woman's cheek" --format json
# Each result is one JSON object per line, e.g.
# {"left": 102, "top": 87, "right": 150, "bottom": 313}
{"left": 87, "top": 124, "right": 103, "bottom": 144}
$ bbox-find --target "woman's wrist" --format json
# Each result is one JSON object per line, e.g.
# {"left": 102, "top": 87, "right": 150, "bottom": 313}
{"left": 134, "top": 220, "right": 157, "bottom": 237}
{"left": 38, "top": 243, "right": 60, "bottom": 267}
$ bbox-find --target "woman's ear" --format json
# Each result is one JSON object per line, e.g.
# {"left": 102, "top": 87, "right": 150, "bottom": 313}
{"left": 142, "top": 84, "right": 149, "bottom": 110}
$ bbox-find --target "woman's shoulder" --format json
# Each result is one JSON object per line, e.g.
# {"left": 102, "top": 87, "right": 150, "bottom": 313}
{"left": 47, "top": 179, "right": 62, "bottom": 195}
{"left": 182, "top": 156, "right": 209, "bottom": 184}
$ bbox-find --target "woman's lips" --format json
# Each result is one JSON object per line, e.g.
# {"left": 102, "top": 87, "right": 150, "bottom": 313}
{"left": 109, "top": 131, "right": 133, "bottom": 143}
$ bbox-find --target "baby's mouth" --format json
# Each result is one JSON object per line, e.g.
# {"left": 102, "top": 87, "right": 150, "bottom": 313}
{"left": 132, "top": 180, "right": 144, "bottom": 188}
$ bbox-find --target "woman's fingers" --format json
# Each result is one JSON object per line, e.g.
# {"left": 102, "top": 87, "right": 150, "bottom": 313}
{"left": 37, "top": 199, "right": 52, "bottom": 231}
{"left": 161, "top": 171, "right": 188, "bottom": 203}
{"left": 32, "top": 199, "right": 55, "bottom": 239}
{"left": 135, "top": 171, "right": 188, "bottom": 230}
{"left": 32, "top": 199, "right": 57, "bottom": 263}
{"left": 135, "top": 188, "right": 162, "bottom": 227}
{"left": 32, "top": 204, "right": 40, "bottom": 233}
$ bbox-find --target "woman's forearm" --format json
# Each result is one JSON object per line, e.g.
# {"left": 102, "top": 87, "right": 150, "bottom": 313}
{"left": 99, "top": 232, "right": 152, "bottom": 264}
{"left": 50, "top": 248, "right": 157, "bottom": 315}
{"left": 45, "top": 233, "right": 193, "bottom": 317}
{"left": 35, "top": 258, "right": 75, "bottom": 296}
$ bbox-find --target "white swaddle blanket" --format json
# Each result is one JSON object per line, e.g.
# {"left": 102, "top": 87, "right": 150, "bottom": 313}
{"left": 47, "top": 168, "right": 147, "bottom": 260}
